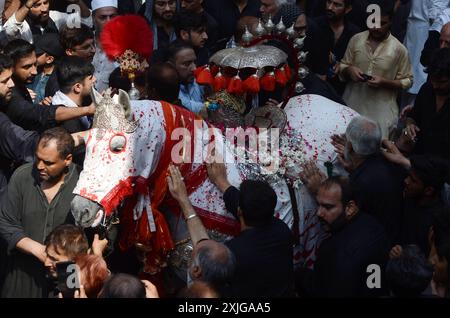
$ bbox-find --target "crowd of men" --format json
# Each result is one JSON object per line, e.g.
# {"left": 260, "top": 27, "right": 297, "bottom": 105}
{"left": 0, "top": 0, "right": 449, "bottom": 298}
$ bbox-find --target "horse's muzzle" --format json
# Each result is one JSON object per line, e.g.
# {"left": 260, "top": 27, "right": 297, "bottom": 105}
{"left": 71, "top": 195, "right": 103, "bottom": 228}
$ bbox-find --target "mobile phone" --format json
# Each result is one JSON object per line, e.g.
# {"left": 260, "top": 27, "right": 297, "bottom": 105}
{"left": 56, "top": 261, "right": 79, "bottom": 298}
{"left": 361, "top": 74, "right": 373, "bottom": 82}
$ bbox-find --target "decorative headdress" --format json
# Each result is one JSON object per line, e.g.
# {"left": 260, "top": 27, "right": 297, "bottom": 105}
{"left": 195, "top": 16, "right": 309, "bottom": 108}
{"left": 101, "top": 15, "right": 153, "bottom": 99}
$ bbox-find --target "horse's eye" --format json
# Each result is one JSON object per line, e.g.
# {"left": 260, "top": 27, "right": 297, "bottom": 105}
{"left": 109, "top": 135, "right": 126, "bottom": 153}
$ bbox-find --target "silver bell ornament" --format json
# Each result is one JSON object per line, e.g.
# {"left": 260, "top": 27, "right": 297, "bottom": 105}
{"left": 295, "top": 82, "right": 305, "bottom": 94}
{"left": 275, "top": 17, "right": 286, "bottom": 34}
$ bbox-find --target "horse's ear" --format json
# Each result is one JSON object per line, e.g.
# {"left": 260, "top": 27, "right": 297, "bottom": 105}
{"left": 91, "top": 87, "right": 103, "bottom": 106}
{"left": 118, "top": 89, "right": 132, "bottom": 121}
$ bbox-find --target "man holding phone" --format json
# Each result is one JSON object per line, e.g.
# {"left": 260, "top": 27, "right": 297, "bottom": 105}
{"left": 339, "top": 0, "right": 413, "bottom": 139}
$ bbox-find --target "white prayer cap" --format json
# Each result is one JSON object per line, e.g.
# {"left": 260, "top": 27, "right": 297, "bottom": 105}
{"left": 91, "top": 0, "right": 118, "bottom": 11}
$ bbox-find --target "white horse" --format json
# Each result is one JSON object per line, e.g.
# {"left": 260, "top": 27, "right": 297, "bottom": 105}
{"left": 70, "top": 90, "right": 357, "bottom": 275}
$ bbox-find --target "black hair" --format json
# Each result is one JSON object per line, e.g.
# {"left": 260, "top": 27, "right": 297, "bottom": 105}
{"left": 174, "top": 11, "right": 208, "bottom": 37}
{"left": 3, "top": 39, "right": 35, "bottom": 65}
{"left": 426, "top": 48, "right": 450, "bottom": 78}
{"left": 38, "top": 127, "right": 74, "bottom": 159}
{"left": 367, "top": 0, "right": 395, "bottom": 19}
{"left": 109, "top": 67, "right": 132, "bottom": 92}
{"left": 59, "top": 23, "right": 95, "bottom": 51}
{"left": 99, "top": 274, "right": 146, "bottom": 298}
{"left": 386, "top": 245, "right": 434, "bottom": 297}
{"left": 409, "top": 155, "right": 450, "bottom": 194}
{"left": 343, "top": 0, "right": 353, "bottom": 7}
{"left": 44, "top": 224, "right": 89, "bottom": 258}
{"left": 0, "top": 54, "right": 13, "bottom": 74}
{"left": 238, "top": 180, "right": 277, "bottom": 227}
{"left": 56, "top": 56, "right": 95, "bottom": 94}
{"left": 147, "top": 62, "right": 180, "bottom": 103}
{"left": 319, "top": 176, "right": 356, "bottom": 208}
{"left": 166, "top": 40, "right": 195, "bottom": 63}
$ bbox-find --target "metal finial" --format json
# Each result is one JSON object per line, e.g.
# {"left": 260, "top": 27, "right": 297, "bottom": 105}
{"left": 297, "top": 67, "right": 309, "bottom": 79}
{"left": 242, "top": 26, "right": 254, "bottom": 45}
{"left": 293, "top": 36, "right": 306, "bottom": 49}
{"left": 285, "top": 23, "right": 296, "bottom": 39}
{"left": 265, "top": 15, "right": 275, "bottom": 34}
{"left": 255, "top": 19, "right": 266, "bottom": 37}
{"left": 295, "top": 82, "right": 305, "bottom": 94}
{"left": 275, "top": 17, "right": 286, "bottom": 34}
{"left": 297, "top": 51, "right": 308, "bottom": 63}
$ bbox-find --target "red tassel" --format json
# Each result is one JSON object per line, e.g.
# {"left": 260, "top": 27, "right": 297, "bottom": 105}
{"left": 227, "top": 75, "right": 244, "bottom": 94}
{"left": 284, "top": 64, "right": 292, "bottom": 80}
{"left": 194, "top": 65, "right": 207, "bottom": 78}
{"left": 260, "top": 72, "right": 276, "bottom": 92}
{"left": 213, "top": 72, "right": 227, "bottom": 92}
{"left": 243, "top": 74, "right": 260, "bottom": 94}
{"left": 275, "top": 68, "right": 288, "bottom": 86}
{"left": 210, "top": 64, "right": 220, "bottom": 76}
{"left": 196, "top": 66, "right": 214, "bottom": 86}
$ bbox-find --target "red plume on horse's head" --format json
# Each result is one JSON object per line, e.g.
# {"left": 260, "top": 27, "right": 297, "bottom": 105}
{"left": 100, "top": 14, "right": 154, "bottom": 62}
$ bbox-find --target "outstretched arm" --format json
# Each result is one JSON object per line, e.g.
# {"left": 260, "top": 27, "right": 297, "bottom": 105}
{"left": 167, "top": 165, "right": 209, "bottom": 246}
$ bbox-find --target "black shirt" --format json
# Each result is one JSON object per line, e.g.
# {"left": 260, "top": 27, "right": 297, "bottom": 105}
{"left": 0, "top": 111, "right": 38, "bottom": 201}
{"left": 420, "top": 31, "right": 440, "bottom": 67}
{"left": 204, "top": 11, "right": 220, "bottom": 54}
{"left": 313, "top": 16, "right": 360, "bottom": 63}
{"left": 307, "top": 0, "right": 370, "bottom": 31}
{"left": 204, "top": 0, "right": 261, "bottom": 50}
{"left": 349, "top": 154, "right": 407, "bottom": 246}
{"left": 400, "top": 198, "right": 445, "bottom": 257}
{"left": 409, "top": 82, "right": 450, "bottom": 160}
{"left": 222, "top": 186, "right": 295, "bottom": 298}
{"left": 6, "top": 85, "right": 58, "bottom": 132}
{"left": 313, "top": 16, "right": 360, "bottom": 95}
{"left": 297, "top": 213, "right": 389, "bottom": 297}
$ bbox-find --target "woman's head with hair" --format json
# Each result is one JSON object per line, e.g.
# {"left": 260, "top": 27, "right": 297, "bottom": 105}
{"left": 74, "top": 254, "right": 109, "bottom": 298}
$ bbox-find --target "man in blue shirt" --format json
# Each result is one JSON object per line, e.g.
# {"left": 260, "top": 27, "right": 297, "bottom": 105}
{"left": 167, "top": 41, "right": 206, "bottom": 113}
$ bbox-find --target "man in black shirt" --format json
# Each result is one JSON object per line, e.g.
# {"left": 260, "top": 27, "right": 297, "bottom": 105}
{"left": 396, "top": 155, "right": 448, "bottom": 257}
{"left": 141, "top": 0, "right": 179, "bottom": 50}
{"left": 296, "top": 176, "right": 389, "bottom": 297}
{"left": 333, "top": 116, "right": 406, "bottom": 245}
{"left": 3, "top": 39, "right": 95, "bottom": 132}
{"left": 314, "top": 0, "right": 360, "bottom": 94}
{"left": 180, "top": 0, "right": 219, "bottom": 53}
{"left": 203, "top": 0, "right": 261, "bottom": 50}
{"left": 207, "top": 163, "right": 295, "bottom": 297}
{"left": 421, "top": 22, "right": 450, "bottom": 68}
{"left": 404, "top": 48, "right": 450, "bottom": 160}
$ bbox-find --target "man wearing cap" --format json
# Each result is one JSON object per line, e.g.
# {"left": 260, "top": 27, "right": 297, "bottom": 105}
{"left": 29, "top": 33, "right": 62, "bottom": 104}
{"left": 91, "top": 0, "right": 119, "bottom": 93}
{"left": 3, "top": 0, "right": 92, "bottom": 44}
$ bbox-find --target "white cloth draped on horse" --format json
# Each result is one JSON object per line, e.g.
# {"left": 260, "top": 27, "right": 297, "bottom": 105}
{"left": 71, "top": 92, "right": 358, "bottom": 272}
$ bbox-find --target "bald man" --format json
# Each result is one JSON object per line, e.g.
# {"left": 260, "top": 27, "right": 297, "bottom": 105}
{"left": 439, "top": 22, "right": 450, "bottom": 48}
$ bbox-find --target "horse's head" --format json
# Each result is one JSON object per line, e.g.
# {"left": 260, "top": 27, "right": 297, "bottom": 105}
{"left": 71, "top": 88, "right": 163, "bottom": 228}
